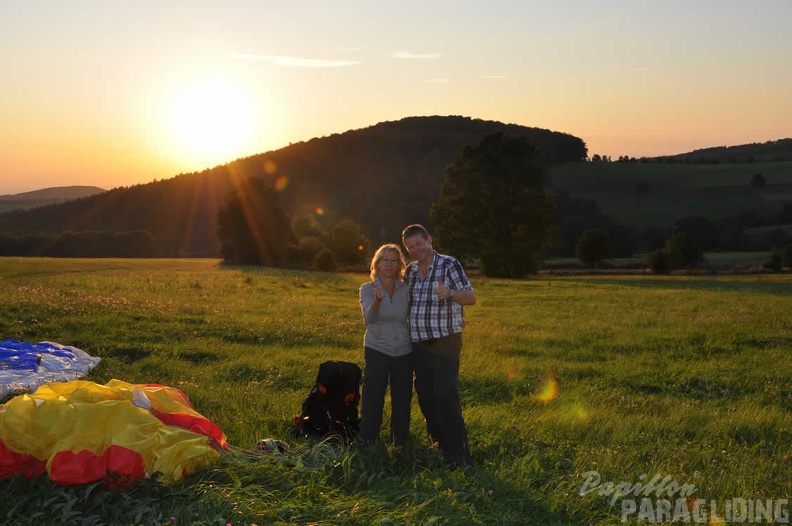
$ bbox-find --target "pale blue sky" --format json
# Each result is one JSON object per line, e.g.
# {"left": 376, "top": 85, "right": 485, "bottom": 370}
{"left": 1, "top": 0, "right": 790, "bottom": 193}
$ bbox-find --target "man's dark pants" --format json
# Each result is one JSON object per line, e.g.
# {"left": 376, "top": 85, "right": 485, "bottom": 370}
{"left": 412, "top": 332, "right": 473, "bottom": 467}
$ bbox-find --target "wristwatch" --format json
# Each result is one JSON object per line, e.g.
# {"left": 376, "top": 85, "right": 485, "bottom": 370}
{"left": 449, "top": 289, "right": 456, "bottom": 299}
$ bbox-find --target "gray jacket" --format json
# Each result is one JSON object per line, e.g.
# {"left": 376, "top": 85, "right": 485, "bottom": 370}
{"left": 359, "top": 280, "right": 412, "bottom": 357}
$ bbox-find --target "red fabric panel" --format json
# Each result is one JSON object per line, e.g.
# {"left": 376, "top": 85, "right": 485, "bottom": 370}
{"left": 153, "top": 412, "right": 227, "bottom": 448}
{"left": 0, "top": 440, "right": 46, "bottom": 478}
{"left": 50, "top": 445, "right": 145, "bottom": 488}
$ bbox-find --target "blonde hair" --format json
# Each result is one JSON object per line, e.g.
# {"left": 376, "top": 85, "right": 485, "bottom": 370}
{"left": 369, "top": 244, "right": 406, "bottom": 281}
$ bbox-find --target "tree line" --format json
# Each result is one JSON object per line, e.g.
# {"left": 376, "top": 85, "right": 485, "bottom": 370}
{"left": 0, "top": 231, "right": 158, "bottom": 257}
{"left": 590, "top": 138, "right": 792, "bottom": 165}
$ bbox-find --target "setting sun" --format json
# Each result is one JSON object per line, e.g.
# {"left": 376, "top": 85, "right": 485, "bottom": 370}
{"left": 166, "top": 80, "right": 255, "bottom": 166}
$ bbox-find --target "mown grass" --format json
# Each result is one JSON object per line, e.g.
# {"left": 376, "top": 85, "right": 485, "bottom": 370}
{"left": 0, "top": 258, "right": 790, "bottom": 525}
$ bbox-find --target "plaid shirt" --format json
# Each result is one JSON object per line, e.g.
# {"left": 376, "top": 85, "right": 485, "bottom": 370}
{"left": 405, "top": 251, "right": 473, "bottom": 342}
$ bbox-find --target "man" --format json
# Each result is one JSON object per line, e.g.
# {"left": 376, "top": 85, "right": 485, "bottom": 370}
{"left": 401, "top": 224, "right": 476, "bottom": 468}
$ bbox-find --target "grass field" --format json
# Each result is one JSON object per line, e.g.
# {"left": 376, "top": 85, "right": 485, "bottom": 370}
{"left": 1, "top": 258, "right": 790, "bottom": 525}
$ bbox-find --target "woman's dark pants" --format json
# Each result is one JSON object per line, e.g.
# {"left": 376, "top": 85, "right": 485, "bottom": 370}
{"left": 359, "top": 347, "right": 413, "bottom": 446}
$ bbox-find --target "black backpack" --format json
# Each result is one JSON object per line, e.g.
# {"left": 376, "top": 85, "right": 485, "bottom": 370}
{"left": 293, "top": 361, "right": 362, "bottom": 443}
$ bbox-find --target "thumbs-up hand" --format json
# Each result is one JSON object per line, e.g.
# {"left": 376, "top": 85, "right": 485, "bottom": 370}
{"left": 372, "top": 278, "right": 385, "bottom": 299}
{"left": 436, "top": 277, "right": 449, "bottom": 300}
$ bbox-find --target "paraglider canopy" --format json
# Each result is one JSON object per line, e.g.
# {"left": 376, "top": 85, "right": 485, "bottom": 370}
{"left": 0, "top": 339, "right": 101, "bottom": 400}
{"left": 0, "top": 379, "right": 226, "bottom": 488}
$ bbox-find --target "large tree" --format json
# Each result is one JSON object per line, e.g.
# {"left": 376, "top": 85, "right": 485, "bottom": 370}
{"left": 429, "top": 133, "right": 558, "bottom": 277}
{"left": 216, "top": 176, "right": 293, "bottom": 266}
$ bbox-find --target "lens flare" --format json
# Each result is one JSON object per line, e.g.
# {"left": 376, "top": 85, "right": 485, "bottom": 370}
{"left": 275, "top": 176, "right": 288, "bottom": 191}
{"left": 263, "top": 160, "right": 278, "bottom": 175}
{"left": 532, "top": 373, "right": 558, "bottom": 403}
{"left": 708, "top": 513, "right": 727, "bottom": 525}
{"left": 564, "top": 399, "right": 588, "bottom": 419}
{"left": 315, "top": 208, "right": 325, "bottom": 216}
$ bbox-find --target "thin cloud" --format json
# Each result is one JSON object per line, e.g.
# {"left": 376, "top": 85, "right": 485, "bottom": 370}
{"left": 392, "top": 51, "right": 443, "bottom": 60}
{"left": 424, "top": 78, "right": 450, "bottom": 84}
{"left": 483, "top": 75, "right": 507, "bottom": 79}
{"left": 634, "top": 67, "right": 649, "bottom": 72}
{"left": 230, "top": 54, "right": 360, "bottom": 68}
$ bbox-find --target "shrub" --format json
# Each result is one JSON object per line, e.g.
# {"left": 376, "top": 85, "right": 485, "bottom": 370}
{"left": 313, "top": 247, "right": 337, "bottom": 272}
{"left": 646, "top": 249, "right": 673, "bottom": 274}
{"left": 762, "top": 251, "right": 783, "bottom": 272}
{"left": 576, "top": 228, "right": 610, "bottom": 268}
{"left": 783, "top": 243, "right": 792, "bottom": 268}
{"left": 287, "top": 236, "right": 325, "bottom": 267}
{"left": 665, "top": 232, "right": 702, "bottom": 267}
{"left": 331, "top": 219, "right": 369, "bottom": 265}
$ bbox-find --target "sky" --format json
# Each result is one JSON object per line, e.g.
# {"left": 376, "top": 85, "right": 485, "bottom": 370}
{"left": 1, "top": 0, "right": 791, "bottom": 195}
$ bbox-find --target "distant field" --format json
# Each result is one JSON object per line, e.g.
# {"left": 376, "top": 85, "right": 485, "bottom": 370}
{"left": 546, "top": 252, "right": 773, "bottom": 270}
{"left": 0, "top": 258, "right": 790, "bottom": 525}
{"left": 548, "top": 162, "right": 792, "bottom": 226}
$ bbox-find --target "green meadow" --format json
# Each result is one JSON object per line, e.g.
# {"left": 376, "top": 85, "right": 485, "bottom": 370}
{"left": 0, "top": 258, "right": 790, "bottom": 525}
{"left": 548, "top": 161, "right": 792, "bottom": 226}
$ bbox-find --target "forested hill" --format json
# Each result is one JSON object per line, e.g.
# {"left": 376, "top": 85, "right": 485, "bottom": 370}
{"left": 646, "top": 138, "right": 792, "bottom": 163}
{"left": 0, "top": 116, "right": 587, "bottom": 256}
{"left": 0, "top": 186, "right": 106, "bottom": 214}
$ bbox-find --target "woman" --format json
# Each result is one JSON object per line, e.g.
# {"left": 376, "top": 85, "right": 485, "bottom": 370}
{"left": 358, "top": 243, "right": 412, "bottom": 446}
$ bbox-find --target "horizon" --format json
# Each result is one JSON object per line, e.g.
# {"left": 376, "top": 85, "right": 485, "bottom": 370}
{"left": 1, "top": 125, "right": 790, "bottom": 198}
{"left": 2, "top": 1, "right": 791, "bottom": 195}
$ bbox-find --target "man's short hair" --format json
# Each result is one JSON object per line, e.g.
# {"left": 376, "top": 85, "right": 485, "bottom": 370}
{"left": 401, "top": 224, "right": 430, "bottom": 240}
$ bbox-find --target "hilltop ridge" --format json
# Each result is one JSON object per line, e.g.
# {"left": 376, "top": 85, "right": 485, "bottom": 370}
{"left": 645, "top": 138, "right": 792, "bottom": 163}
{"left": 0, "top": 116, "right": 586, "bottom": 256}
{"left": 0, "top": 186, "right": 106, "bottom": 214}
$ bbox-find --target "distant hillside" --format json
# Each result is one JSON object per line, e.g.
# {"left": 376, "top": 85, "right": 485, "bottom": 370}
{"left": 548, "top": 161, "right": 792, "bottom": 227}
{"left": 0, "top": 116, "right": 587, "bottom": 256}
{"left": 645, "top": 138, "right": 792, "bottom": 163}
{"left": 0, "top": 186, "right": 106, "bottom": 214}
